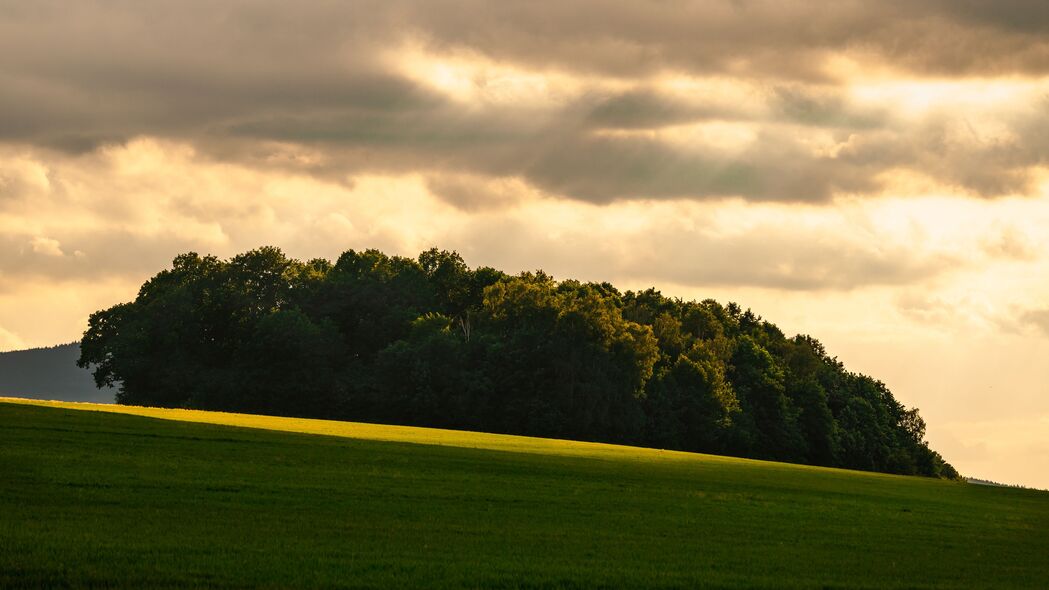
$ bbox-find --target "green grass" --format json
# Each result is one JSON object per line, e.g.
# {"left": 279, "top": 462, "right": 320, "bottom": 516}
{"left": 1, "top": 398, "right": 1047, "bottom": 589}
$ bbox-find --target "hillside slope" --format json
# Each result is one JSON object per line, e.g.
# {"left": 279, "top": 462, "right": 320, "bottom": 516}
{"left": 2, "top": 398, "right": 1046, "bottom": 589}
{"left": 0, "top": 343, "right": 115, "bottom": 403}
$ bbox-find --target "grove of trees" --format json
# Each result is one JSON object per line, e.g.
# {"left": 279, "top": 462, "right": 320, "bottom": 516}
{"left": 79, "top": 247, "right": 958, "bottom": 478}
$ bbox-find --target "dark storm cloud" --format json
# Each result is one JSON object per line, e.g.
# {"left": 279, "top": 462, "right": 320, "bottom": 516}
{"left": 1, "top": 0, "right": 1048, "bottom": 204}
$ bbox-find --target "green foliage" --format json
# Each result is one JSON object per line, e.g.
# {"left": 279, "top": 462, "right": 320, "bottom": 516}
{"left": 233, "top": 309, "right": 345, "bottom": 417}
{"left": 78, "top": 246, "right": 958, "bottom": 479}
{"left": 479, "top": 277, "right": 658, "bottom": 440}
{"left": 730, "top": 336, "right": 804, "bottom": 461}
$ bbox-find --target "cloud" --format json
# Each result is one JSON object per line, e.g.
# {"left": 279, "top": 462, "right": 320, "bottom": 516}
{"left": 583, "top": 90, "right": 742, "bottom": 130}
{"left": 770, "top": 85, "right": 887, "bottom": 129}
{"left": 29, "top": 237, "right": 64, "bottom": 257}
{"left": 0, "top": 141, "right": 983, "bottom": 295}
{"left": 0, "top": 230, "right": 203, "bottom": 292}
{"left": 979, "top": 225, "right": 1037, "bottom": 261}
{"left": 1, "top": 1, "right": 1048, "bottom": 207}
{"left": 0, "top": 323, "right": 25, "bottom": 352}
{"left": 452, "top": 213, "right": 959, "bottom": 291}
{"left": 0, "top": 154, "right": 51, "bottom": 206}
{"left": 424, "top": 173, "right": 531, "bottom": 211}
{"left": 402, "top": 0, "right": 1049, "bottom": 79}
{"left": 1019, "top": 308, "right": 1049, "bottom": 336}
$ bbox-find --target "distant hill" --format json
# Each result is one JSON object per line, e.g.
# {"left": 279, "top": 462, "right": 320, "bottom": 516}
{"left": 0, "top": 343, "right": 115, "bottom": 403}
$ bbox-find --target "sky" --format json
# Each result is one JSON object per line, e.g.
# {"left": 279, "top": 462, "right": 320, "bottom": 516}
{"left": 2, "top": 0, "right": 1048, "bottom": 488}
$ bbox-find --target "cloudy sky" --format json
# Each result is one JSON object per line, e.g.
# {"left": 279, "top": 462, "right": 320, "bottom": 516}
{"left": 2, "top": 0, "right": 1048, "bottom": 487}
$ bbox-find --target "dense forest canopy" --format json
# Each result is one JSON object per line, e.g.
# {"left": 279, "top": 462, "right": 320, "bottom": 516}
{"left": 79, "top": 247, "right": 957, "bottom": 478}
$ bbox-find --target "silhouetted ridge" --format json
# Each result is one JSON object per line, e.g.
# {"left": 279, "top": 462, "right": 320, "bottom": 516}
{"left": 1, "top": 342, "right": 116, "bottom": 403}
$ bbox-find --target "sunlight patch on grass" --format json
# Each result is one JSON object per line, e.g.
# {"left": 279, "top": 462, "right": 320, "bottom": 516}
{"left": 0, "top": 396, "right": 861, "bottom": 474}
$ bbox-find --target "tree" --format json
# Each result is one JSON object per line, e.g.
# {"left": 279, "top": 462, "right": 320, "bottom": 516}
{"left": 480, "top": 277, "right": 658, "bottom": 441}
{"left": 372, "top": 313, "right": 489, "bottom": 429}
{"left": 643, "top": 343, "right": 739, "bottom": 453}
{"left": 232, "top": 309, "right": 346, "bottom": 417}
{"left": 729, "top": 336, "right": 805, "bottom": 461}
{"left": 78, "top": 245, "right": 957, "bottom": 479}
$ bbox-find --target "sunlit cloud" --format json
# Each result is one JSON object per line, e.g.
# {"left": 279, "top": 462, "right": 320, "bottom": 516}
{"left": 391, "top": 42, "right": 606, "bottom": 107}
{"left": 848, "top": 77, "right": 1044, "bottom": 114}
{"left": 0, "top": 323, "right": 25, "bottom": 350}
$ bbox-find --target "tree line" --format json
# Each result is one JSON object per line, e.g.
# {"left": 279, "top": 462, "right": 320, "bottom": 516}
{"left": 79, "top": 247, "right": 957, "bottom": 478}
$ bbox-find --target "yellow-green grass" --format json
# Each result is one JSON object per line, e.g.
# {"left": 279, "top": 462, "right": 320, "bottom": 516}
{"left": 0, "top": 397, "right": 810, "bottom": 468}
{"left": 1, "top": 397, "right": 1047, "bottom": 589}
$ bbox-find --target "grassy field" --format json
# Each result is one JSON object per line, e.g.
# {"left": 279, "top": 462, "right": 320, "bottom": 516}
{"left": 1, "top": 398, "right": 1047, "bottom": 588}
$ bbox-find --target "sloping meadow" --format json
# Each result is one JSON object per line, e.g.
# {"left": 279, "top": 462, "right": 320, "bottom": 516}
{"left": 2, "top": 399, "right": 1046, "bottom": 588}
